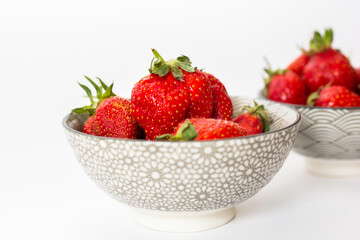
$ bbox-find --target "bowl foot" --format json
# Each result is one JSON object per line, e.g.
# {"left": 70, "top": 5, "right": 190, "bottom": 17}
{"left": 132, "top": 206, "right": 236, "bottom": 232}
{"left": 305, "top": 157, "right": 360, "bottom": 178}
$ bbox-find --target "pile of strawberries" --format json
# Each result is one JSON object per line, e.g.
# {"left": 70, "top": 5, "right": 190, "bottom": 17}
{"left": 264, "top": 29, "right": 360, "bottom": 107}
{"left": 73, "top": 49, "right": 270, "bottom": 140}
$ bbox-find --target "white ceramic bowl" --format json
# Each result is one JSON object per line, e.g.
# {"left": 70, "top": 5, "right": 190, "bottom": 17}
{"left": 63, "top": 96, "right": 301, "bottom": 232}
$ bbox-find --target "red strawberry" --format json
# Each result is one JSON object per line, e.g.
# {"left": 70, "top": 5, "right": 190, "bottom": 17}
{"left": 264, "top": 68, "right": 307, "bottom": 105}
{"left": 72, "top": 77, "right": 141, "bottom": 138}
{"left": 287, "top": 53, "right": 310, "bottom": 75}
{"left": 233, "top": 101, "right": 270, "bottom": 135}
{"left": 72, "top": 76, "right": 141, "bottom": 138}
{"left": 307, "top": 85, "right": 360, "bottom": 107}
{"left": 131, "top": 49, "right": 213, "bottom": 140}
{"left": 203, "top": 72, "right": 233, "bottom": 120}
{"left": 131, "top": 73, "right": 190, "bottom": 140}
{"left": 356, "top": 68, "right": 360, "bottom": 92}
{"left": 83, "top": 96, "right": 140, "bottom": 138}
{"left": 72, "top": 76, "right": 116, "bottom": 115}
{"left": 157, "top": 118, "right": 247, "bottom": 141}
{"left": 183, "top": 70, "right": 214, "bottom": 118}
{"left": 302, "top": 29, "right": 358, "bottom": 93}
{"left": 356, "top": 68, "right": 360, "bottom": 80}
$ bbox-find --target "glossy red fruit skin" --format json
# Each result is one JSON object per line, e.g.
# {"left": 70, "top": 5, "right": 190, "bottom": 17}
{"left": 314, "top": 86, "right": 360, "bottom": 107}
{"left": 356, "top": 68, "right": 360, "bottom": 78}
{"left": 131, "top": 73, "right": 191, "bottom": 140}
{"left": 174, "top": 118, "right": 247, "bottom": 140}
{"left": 83, "top": 115, "right": 95, "bottom": 134}
{"left": 303, "top": 49, "right": 358, "bottom": 93}
{"left": 183, "top": 70, "right": 213, "bottom": 118}
{"left": 268, "top": 71, "right": 308, "bottom": 105}
{"left": 83, "top": 96, "right": 140, "bottom": 138}
{"left": 203, "top": 72, "right": 233, "bottom": 120}
{"left": 287, "top": 53, "right": 310, "bottom": 75}
{"left": 233, "top": 113, "right": 263, "bottom": 135}
{"left": 131, "top": 70, "right": 214, "bottom": 140}
{"left": 356, "top": 68, "right": 360, "bottom": 93}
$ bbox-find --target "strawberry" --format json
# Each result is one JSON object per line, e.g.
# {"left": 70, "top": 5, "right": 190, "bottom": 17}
{"left": 183, "top": 70, "right": 214, "bottom": 118}
{"left": 83, "top": 96, "right": 140, "bottom": 138}
{"left": 307, "top": 85, "right": 360, "bottom": 107}
{"left": 356, "top": 68, "right": 360, "bottom": 92}
{"left": 302, "top": 29, "right": 358, "bottom": 93}
{"left": 232, "top": 101, "right": 270, "bottom": 135}
{"left": 356, "top": 68, "right": 360, "bottom": 79}
{"left": 72, "top": 76, "right": 140, "bottom": 139}
{"left": 131, "top": 49, "right": 213, "bottom": 140}
{"left": 72, "top": 76, "right": 116, "bottom": 115}
{"left": 287, "top": 53, "right": 310, "bottom": 75}
{"left": 157, "top": 118, "right": 247, "bottom": 141}
{"left": 264, "top": 68, "right": 307, "bottom": 105}
{"left": 203, "top": 72, "right": 233, "bottom": 120}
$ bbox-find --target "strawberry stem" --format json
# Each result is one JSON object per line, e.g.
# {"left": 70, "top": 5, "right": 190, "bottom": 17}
{"left": 151, "top": 49, "right": 166, "bottom": 63}
{"left": 149, "top": 49, "right": 196, "bottom": 80}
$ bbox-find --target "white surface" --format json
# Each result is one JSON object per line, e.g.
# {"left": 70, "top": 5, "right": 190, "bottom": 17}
{"left": 1, "top": 0, "right": 360, "bottom": 239}
{"left": 2, "top": 151, "right": 360, "bottom": 240}
{"left": 133, "top": 206, "right": 235, "bottom": 232}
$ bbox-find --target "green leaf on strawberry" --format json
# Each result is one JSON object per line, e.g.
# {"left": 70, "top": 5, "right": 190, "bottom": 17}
{"left": 157, "top": 118, "right": 247, "bottom": 141}
{"left": 72, "top": 76, "right": 116, "bottom": 116}
{"left": 309, "top": 28, "right": 333, "bottom": 54}
{"left": 234, "top": 101, "right": 270, "bottom": 134}
{"left": 156, "top": 119, "right": 198, "bottom": 141}
{"left": 149, "top": 49, "right": 196, "bottom": 80}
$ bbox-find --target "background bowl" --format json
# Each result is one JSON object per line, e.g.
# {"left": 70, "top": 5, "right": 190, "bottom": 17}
{"left": 259, "top": 91, "right": 360, "bottom": 177}
{"left": 63, "top": 96, "right": 301, "bottom": 232}
{"left": 293, "top": 105, "right": 360, "bottom": 177}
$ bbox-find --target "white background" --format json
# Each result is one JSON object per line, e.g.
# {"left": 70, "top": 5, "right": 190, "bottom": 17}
{"left": 1, "top": 0, "right": 360, "bottom": 239}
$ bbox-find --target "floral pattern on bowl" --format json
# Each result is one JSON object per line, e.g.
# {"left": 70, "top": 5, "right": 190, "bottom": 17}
{"left": 63, "top": 96, "right": 301, "bottom": 212}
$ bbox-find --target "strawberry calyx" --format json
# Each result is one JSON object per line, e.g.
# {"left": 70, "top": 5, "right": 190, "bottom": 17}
{"left": 156, "top": 119, "right": 198, "bottom": 141}
{"left": 309, "top": 28, "right": 333, "bottom": 54}
{"left": 307, "top": 90, "right": 319, "bottom": 106}
{"left": 242, "top": 101, "right": 270, "bottom": 132}
{"left": 263, "top": 67, "right": 287, "bottom": 97}
{"left": 72, "top": 76, "right": 116, "bottom": 115}
{"left": 307, "top": 83, "right": 332, "bottom": 106}
{"left": 149, "top": 49, "right": 196, "bottom": 80}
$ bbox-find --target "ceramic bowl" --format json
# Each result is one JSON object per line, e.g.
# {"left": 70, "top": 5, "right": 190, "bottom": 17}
{"left": 259, "top": 92, "right": 360, "bottom": 177}
{"left": 293, "top": 105, "right": 360, "bottom": 177}
{"left": 63, "top": 96, "right": 301, "bottom": 232}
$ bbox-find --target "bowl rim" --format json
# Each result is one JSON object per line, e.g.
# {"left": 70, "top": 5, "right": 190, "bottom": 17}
{"left": 62, "top": 97, "right": 302, "bottom": 143}
{"left": 258, "top": 90, "right": 360, "bottom": 110}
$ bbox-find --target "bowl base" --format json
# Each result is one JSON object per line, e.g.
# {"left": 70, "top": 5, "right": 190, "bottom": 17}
{"left": 305, "top": 157, "right": 360, "bottom": 178}
{"left": 132, "top": 206, "right": 236, "bottom": 232}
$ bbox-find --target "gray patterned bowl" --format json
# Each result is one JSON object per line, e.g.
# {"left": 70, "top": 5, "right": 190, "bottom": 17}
{"left": 294, "top": 105, "right": 360, "bottom": 177}
{"left": 259, "top": 92, "right": 360, "bottom": 177}
{"left": 63, "top": 96, "right": 301, "bottom": 232}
